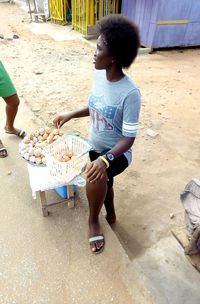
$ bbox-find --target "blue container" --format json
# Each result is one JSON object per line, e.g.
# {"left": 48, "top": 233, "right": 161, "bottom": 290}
{"left": 121, "top": 0, "right": 200, "bottom": 48}
{"left": 55, "top": 185, "right": 77, "bottom": 199}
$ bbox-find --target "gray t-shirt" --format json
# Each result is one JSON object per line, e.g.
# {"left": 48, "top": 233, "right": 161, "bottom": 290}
{"left": 88, "top": 69, "right": 141, "bottom": 164}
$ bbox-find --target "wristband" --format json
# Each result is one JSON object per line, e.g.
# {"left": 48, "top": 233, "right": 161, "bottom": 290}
{"left": 99, "top": 156, "right": 110, "bottom": 168}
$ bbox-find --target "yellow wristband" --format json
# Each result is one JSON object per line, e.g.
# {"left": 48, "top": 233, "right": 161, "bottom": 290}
{"left": 99, "top": 156, "right": 110, "bottom": 168}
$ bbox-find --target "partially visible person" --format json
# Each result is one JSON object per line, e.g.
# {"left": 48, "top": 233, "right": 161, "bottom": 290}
{"left": 0, "top": 61, "right": 26, "bottom": 158}
{"left": 53, "top": 15, "right": 141, "bottom": 254}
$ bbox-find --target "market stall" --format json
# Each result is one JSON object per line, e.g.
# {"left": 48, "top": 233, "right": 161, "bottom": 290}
{"left": 19, "top": 128, "right": 92, "bottom": 216}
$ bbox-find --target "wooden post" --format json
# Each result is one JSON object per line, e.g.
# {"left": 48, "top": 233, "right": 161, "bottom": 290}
{"left": 39, "top": 191, "right": 49, "bottom": 217}
{"left": 67, "top": 185, "right": 75, "bottom": 208}
{"left": 89, "top": 0, "right": 95, "bottom": 25}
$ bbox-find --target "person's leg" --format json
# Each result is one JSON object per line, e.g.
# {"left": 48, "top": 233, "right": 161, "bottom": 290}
{"left": 104, "top": 186, "right": 116, "bottom": 224}
{"left": 4, "top": 94, "right": 22, "bottom": 135}
{"left": 104, "top": 154, "right": 129, "bottom": 224}
{"left": 86, "top": 174, "right": 108, "bottom": 252}
{"left": 0, "top": 139, "right": 8, "bottom": 158}
{"left": 0, "top": 63, "right": 19, "bottom": 134}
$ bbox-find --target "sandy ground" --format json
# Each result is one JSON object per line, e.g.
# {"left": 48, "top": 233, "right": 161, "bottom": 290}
{"left": 1, "top": 2, "right": 200, "bottom": 263}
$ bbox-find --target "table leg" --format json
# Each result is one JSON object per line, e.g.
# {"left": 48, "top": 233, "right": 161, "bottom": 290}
{"left": 39, "top": 191, "right": 49, "bottom": 217}
{"left": 67, "top": 185, "right": 75, "bottom": 208}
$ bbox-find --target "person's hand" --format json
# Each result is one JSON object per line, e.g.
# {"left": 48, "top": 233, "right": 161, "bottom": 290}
{"left": 53, "top": 113, "right": 72, "bottom": 129}
{"left": 86, "top": 158, "right": 107, "bottom": 183}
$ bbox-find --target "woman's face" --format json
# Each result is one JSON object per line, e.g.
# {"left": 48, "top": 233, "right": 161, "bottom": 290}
{"left": 93, "top": 35, "right": 113, "bottom": 70}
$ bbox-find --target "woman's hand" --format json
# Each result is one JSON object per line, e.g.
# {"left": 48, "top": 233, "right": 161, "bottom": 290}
{"left": 86, "top": 158, "right": 107, "bottom": 183}
{"left": 53, "top": 113, "right": 72, "bottom": 129}
{"left": 53, "top": 107, "right": 90, "bottom": 129}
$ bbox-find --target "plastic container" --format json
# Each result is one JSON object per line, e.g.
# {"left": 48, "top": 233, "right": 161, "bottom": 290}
{"left": 55, "top": 185, "right": 77, "bottom": 199}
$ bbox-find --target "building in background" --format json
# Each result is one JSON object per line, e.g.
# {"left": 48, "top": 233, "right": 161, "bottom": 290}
{"left": 121, "top": 0, "right": 200, "bottom": 48}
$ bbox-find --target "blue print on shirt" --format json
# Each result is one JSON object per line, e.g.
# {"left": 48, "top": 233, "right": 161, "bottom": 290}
{"left": 89, "top": 95, "right": 116, "bottom": 132}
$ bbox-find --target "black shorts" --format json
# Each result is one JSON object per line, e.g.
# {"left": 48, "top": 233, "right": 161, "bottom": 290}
{"left": 89, "top": 150, "right": 129, "bottom": 188}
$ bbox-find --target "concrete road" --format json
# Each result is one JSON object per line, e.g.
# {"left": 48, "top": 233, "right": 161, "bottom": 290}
{"left": 0, "top": 98, "right": 152, "bottom": 303}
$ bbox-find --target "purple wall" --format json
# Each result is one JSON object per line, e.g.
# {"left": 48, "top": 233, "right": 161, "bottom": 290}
{"left": 121, "top": 0, "right": 200, "bottom": 48}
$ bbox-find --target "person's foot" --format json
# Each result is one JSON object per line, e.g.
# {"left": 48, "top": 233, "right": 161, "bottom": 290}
{"left": 5, "top": 127, "right": 26, "bottom": 138}
{"left": 89, "top": 220, "right": 105, "bottom": 253}
{"left": 0, "top": 140, "right": 8, "bottom": 158}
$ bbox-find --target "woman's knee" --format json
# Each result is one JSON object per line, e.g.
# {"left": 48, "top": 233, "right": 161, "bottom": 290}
{"left": 86, "top": 173, "right": 108, "bottom": 191}
{"left": 4, "top": 94, "right": 20, "bottom": 107}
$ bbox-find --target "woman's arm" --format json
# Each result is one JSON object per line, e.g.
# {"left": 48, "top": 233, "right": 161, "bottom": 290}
{"left": 105, "top": 136, "right": 135, "bottom": 159}
{"left": 53, "top": 106, "right": 89, "bottom": 128}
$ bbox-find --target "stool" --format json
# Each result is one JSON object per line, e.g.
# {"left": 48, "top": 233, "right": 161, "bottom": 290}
{"left": 39, "top": 185, "right": 75, "bottom": 217}
{"left": 27, "top": 163, "right": 76, "bottom": 217}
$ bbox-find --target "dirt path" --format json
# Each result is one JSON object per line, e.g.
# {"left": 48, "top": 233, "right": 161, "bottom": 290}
{"left": 1, "top": 2, "right": 200, "bottom": 260}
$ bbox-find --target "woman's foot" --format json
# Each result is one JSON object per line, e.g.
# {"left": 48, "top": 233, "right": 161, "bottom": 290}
{"left": 0, "top": 140, "right": 8, "bottom": 158}
{"left": 5, "top": 127, "right": 26, "bottom": 138}
{"left": 89, "top": 220, "right": 105, "bottom": 253}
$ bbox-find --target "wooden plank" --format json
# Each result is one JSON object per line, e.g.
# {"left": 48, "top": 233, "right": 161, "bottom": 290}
{"left": 39, "top": 191, "right": 49, "bottom": 217}
{"left": 157, "top": 20, "right": 189, "bottom": 25}
{"left": 67, "top": 184, "right": 74, "bottom": 198}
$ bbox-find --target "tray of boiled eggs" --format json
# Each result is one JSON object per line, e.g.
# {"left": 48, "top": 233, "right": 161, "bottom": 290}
{"left": 19, "top": 126, "right": 64, "bottom": 166}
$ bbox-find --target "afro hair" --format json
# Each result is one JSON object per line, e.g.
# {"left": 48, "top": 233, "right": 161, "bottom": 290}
{"left": 98, "top": 14, "right": 140, "bottom": 68}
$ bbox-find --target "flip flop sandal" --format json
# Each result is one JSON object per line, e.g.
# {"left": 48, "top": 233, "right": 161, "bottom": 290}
{"left": 5, "top": 129, "right": 27, "bottom": 138}
{"left": 0, "top": 147, "right": 8, "bottom": 158}
{"left": 89, "top": 234, "right": 105, "bottom": 254}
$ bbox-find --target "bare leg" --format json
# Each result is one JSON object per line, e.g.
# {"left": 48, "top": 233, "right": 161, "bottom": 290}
{"left": 104, "top": 187, "right": 116, "bottom": 224}
{"left": 4, "top": 94, "right": 20, "bottom": 134}
{"left": 86, "top": 174, "right": 107, "bottom": 252}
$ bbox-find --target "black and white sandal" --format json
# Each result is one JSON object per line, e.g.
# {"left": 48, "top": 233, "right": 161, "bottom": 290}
{"left": 89, "top": 234, "right": 105, "bottom": 254}
{"left": 0, "top": 147, "right": 8, "bottom": 158}
{"left": 5, "top": 129, "right": 27, "bottom": 138}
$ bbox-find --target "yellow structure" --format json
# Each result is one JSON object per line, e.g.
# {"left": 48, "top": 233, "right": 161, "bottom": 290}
{"left": 49, "top": 0, "right": 70, "bottom": 24}
{"left": 72, "top": 0, "right": 119, "bottom": 36}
